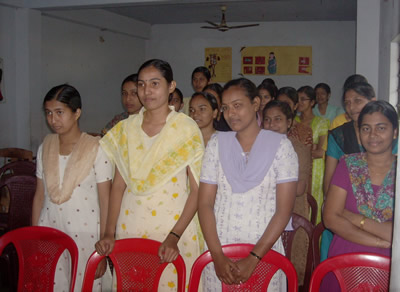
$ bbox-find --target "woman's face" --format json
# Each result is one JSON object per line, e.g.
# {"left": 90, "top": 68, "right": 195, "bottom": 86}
{"left": 315, "top": 87, "right": 330, "bottom": 105}
{"left": 192, "top": 72, "right": 209, "bottom": 93}
{"left": 297, "top": 92, "right": 315, "bottom": 113}
{"left": 189, "top": 95, "right": 217, "bottom": 129}
{"left": 344, "top": 89, "right": 374, "bottom": 122}
{"left": 359, "top": 111, "right": 397, "bottom": 155}
{"left": 44, "top": 99, "right": 81, "bottom": 135}
{"left": 221, "top": 86, "right": 259, "bottom": 132}
{"left": 277, "top": 94, "right": 297, "bottom": 112}
{"left": 263, "top": 107, "right": 291, "bottom": 134}
{"left": 258, "top": 89, "right": 273, "bottom": 111}
{"left": 169, "top": 91, "right": 183, "bottom": 112}
{"left": 122, "top": 81, "right": 142, "bottom": 114}
{"left": 137, "top": 66, "right": 175, "bottom": 111}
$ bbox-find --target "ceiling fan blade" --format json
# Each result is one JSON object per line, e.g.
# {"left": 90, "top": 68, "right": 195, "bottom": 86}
{"left": 205, "top": 20, "right": 219, "bottom": 27}
{"left": 201, "top": 26, "right": 219, "bottom": 29}
{"left": 228, "top": 24, "right": 260, "bottom": 29}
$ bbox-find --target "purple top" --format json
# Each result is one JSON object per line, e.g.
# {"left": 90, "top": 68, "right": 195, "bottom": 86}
{"left": 327, "top": 158, "right": 391, "bottom": 258}
{"left": 320, "top": 158, "right": 391, "bottom": 292}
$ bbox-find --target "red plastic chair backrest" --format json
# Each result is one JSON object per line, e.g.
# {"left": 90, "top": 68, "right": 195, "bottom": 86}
{"left": 0, "top": 175, "right": 36, "bottom": 231}
{"left": 188, "top": 243, "right": 298, "bottom": 292}
{"left": 0, "top": 226, "right": 78, "bottom": 292}
{"left": 82, "top": 238, "right": 186, "bottom": 292}
{"left": 309, "top": 252, "right": 390, "bottom": 292}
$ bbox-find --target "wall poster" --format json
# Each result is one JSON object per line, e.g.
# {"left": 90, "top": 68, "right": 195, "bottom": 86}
{"left": 204, "top": 47, "right": 232, "bottom": 83}
{"left": 241, "top": 46, "right": 312, "bottom": 76}
{"left": 0, "top": 58, "right": 4, "bottom": 103}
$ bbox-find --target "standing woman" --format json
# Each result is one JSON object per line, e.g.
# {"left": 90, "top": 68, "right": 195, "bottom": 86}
{"left": 322, "top": 101, "right": 397, "bottom": 291}
{"left": 101, "top": 74, "right": 142, "bottom": 135}
{"left": 96, "top": 59, "right": 204, "bottom": 291}
{"left": 323, "top": 82, "right": 377, "bottom": 195}
{"left": 182, "top": 66, "right": 211, "bottom": 115}
{"left": 32, "top": 84, "right": 112, "bottom": 291}
{"left": 263, "top": 100, "right": 311, "bottom": 286}
{"left": 256, "top": 82, "right": 278, "bottom": 123}
{"left": 321, "top": 82, "right": 377, "bottom": 262}
{"left": 312, "top": 83, "right": 344, "bottom": 123}
{"left": 198, "top": 78, "right": 298, "bottom": 291}
{"left": 189, "top": 92, "right": 219, "bottom": 146}
{"left": 295, "top": 86, "right": 329, "bottom": 224}
{"left": 204, "top": 83, "right": 231, "bottom": 132}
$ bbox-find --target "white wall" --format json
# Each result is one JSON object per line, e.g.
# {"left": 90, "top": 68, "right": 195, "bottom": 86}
{"left": 147, "top": 21, "right": 356, "bottom": 107}
{"left": 34, "top": 13, "right": 147, "bottom": 151}
{"left": 378, "top": 0, "right": 400, "bottom": 102}
{"left": 0, "top": 6, "right": 41, "bottom": 150}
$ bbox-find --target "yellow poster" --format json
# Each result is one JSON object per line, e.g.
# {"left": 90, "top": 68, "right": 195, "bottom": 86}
{"left": 241, "top": 46, "right": 312, "bottom": 76}
{"left": 205, "top": 47, "right": 232, "bottom": 82}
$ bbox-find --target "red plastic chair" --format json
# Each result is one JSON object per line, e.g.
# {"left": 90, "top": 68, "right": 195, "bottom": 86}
{"left": 309, "top": 252, "right": 390, "bottom": 291}
{"left": 0, "top": 226, "right": 78, "bottom": 292}
{"left": 82, "top": 238, "right": 186, "bottom": 292}
{"left": 188, "top": 243, "right": 298, "bottom": 292}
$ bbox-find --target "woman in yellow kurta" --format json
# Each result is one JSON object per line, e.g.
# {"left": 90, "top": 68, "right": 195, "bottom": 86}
{"left": 96, "top": 59, "right": 204, "bottom": 291}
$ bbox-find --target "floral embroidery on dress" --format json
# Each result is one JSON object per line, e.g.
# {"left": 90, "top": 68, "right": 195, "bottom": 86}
{"left": 345, "top": 152, "right": 395, "bottom": 222}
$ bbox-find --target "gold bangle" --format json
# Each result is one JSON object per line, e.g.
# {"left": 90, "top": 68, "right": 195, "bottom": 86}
{"left": 360, "top": 216, "right": 366, "bottom": 230}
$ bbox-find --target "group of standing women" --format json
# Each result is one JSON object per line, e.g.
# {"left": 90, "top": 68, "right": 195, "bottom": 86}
{"left": 31, "top": 56, "right": 397, "bottom": 292}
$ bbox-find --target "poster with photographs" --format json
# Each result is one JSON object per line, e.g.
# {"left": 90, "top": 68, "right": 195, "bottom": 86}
{"left": 0, "top": 58, "right": 4, "bottom": 103}
{"left": 241, "top": 46, "right": 312, "bottom": 76}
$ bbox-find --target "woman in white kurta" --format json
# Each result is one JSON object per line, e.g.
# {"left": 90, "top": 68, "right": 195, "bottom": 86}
{"left": 198, "top": 78, "right": 298, "bottom": 291}
{"left": 32, "top": 84, "right": 112, "bottom": 292}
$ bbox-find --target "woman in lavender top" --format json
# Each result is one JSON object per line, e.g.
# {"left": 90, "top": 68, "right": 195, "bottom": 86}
{"left": 198, "top": 78, "right": 298, "bottom": 291}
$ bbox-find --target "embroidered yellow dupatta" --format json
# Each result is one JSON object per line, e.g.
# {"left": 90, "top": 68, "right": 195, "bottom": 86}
{"left": 100, "top": 107, "right": 204, "bottom": 196}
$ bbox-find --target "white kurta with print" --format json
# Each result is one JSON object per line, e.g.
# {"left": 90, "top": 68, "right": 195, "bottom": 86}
{"left": 37, "top": 144, "right": 112, "bottom": 292}
{"left": 200, "top": 135, "right": 298, "bottom": 292}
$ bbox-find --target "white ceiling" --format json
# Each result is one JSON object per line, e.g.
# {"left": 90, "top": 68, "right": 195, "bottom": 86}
{"left": 2, "top": 0, "right": 357, "bottom": 25}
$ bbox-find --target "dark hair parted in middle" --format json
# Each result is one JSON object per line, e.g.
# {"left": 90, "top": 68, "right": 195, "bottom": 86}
{"left": 121, "top": 74, "right": 138, "bottom": 91}
{"left": 170, "top": 88, "right": 183, "bottom": 103}
{"left": 257, "top": 83, "right": 278, "bottom": 99}
{"left": 297, "top": 85, "right": 316, "bottom": 102}
{"left": 191, "top": 66, "right": 211, "bottom": 81}
{"left": 43, "top": 84, "right": 82, "bottom": 112}
{"left": 277, "top": 86, "right": 298, "bottom": 104}
{"left": 314, "top": 83, "right": 331, "bottom": 95}
{"left": 222, "top": 78, "right": 258, "bottom": 101}
{"left": 263, "top": 100, "right": 294, "bottom": 122}
{"left": 343, "top": 82, "right": 375, "bottom": 102}
{"left": 358, "top": 100, "right": 399, "bottom": 132}
{"left": 191, "top": 91, "right": 219, "bottom": 111}
{"left": 138, "top": 59, "right": 173, "bottom": 83}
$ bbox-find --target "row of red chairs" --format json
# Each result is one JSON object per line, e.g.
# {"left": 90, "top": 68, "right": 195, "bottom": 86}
{"left": 0, "top": 226, "right": 391, "bottom": 292}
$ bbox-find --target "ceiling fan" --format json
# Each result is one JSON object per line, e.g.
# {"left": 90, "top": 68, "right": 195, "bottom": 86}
{"left": 201, "top": 5, "right": 260, "bottom": 32}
